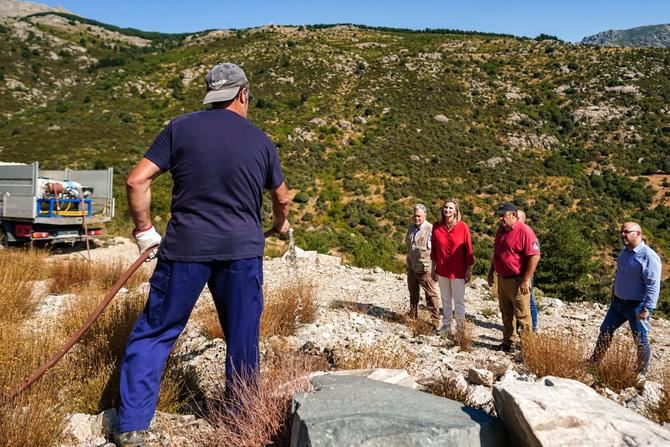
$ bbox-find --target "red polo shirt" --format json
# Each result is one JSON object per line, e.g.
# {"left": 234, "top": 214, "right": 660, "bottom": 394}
{"left": 493, "top": 221, "right": 540, "bottom": 277}
{"left": 431, "top": 220, "right": 474, "bottom": 279}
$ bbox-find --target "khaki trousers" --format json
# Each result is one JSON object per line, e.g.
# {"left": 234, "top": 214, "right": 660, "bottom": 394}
{"left": 407, "top": 268, "right": 441, "bottom": 329}
{"left": 497, "top": 276, "right": 531, "bottom": 345}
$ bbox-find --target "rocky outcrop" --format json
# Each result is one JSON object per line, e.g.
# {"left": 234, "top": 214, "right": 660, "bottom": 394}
{"left": 582, "top": 24, "right": 670, "bottom": 48}
{"left": 493, "top": 376, "right": 670, "bottom": 447}
{"left": 0, "top": 0, "right": 67, "bottom": 19}
{"left": 505, "top": 133, "right": 559, "bottom": 151}
{"left": 291, "top": 374, "right": 508, "bottom": 447}
{"left": 572, "top": 105, "right": 629, "bottom": 124}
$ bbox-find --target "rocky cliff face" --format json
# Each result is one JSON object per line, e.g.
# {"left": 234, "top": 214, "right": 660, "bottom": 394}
{"left": 582, "top": 23, "right": 670, "bottom": 48}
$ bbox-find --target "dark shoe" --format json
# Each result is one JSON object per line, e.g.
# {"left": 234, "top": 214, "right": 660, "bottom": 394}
{"left": 115, "top": 430, "right": 146, "bottom": 447}
{"left": 496, "top": 343, "right": 514, "bottom": 353}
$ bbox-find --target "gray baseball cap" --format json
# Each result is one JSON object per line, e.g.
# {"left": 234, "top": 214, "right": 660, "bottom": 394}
{"left": 203, "top": 63, "right": 249, "bottom": 104}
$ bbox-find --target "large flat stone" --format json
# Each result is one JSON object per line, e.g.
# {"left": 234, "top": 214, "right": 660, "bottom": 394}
{"left": 311, "top": 368, "right": 419, "bottom": 389}
{"left": 493, "top": 376, "right": 670, "bottom": 447}
{"left": 290, "top": 374, "right": 507, "bottom": 447}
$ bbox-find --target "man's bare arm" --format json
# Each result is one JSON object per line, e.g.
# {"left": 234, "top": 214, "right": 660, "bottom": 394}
{"left": 126, "top": 158, "right": 162, "bottom": 230}
{"left": 270, "top": 181, "right": 291, "bottom": 234}
{"left": 520, "top": 254, "right": 540, "bottom": 294}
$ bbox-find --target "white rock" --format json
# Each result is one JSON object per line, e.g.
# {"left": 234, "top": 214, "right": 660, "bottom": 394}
{"left": 493, "top": 376, "right": 670, "bottom": 446}
{"left": 468, "top": 368, "right": 495, "bottom": 387}
{"left": 468, "top": 384, "right": 494, "bottom": 407}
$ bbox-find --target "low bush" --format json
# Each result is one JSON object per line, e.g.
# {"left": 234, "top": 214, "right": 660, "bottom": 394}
{"left": 405, "top": 317, "right": 434, "bottom": 337}
{"left": 591, "top": 333, "right": 639, "bottom": 392}
{"left": 196, "top": 278, "right": 318, "bottom": 340}
{"left": 454, "top": 321, "right": 476, "bottom": 352}
{"left": 521, "top": 331, "right": 589, "bottom": 382}
{"left": 0, "top": 249, "right": 48, "bottom": 324}
{"left": 48, "top": 257, "right": 151, "bottom": 294}
{"left": 645, "top": 363, "right": 670, "bottom": 424}
{"left": 200, "top": 353, "right": 320, "bottom": 447}
{"left": 424, "top": 374, "right": 471, "bottom": 405}
{"left": 56, "top": 290, "right": 188, "bottom": 414}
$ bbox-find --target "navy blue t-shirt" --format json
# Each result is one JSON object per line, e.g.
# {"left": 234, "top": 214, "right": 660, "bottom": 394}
{"left": 144, "top": 108, "right": 284, "bottom": 261}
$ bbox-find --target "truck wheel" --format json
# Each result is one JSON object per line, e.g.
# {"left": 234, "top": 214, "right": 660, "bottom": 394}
{"left": 0, "top": 228, "right": 8, "bottom": 249}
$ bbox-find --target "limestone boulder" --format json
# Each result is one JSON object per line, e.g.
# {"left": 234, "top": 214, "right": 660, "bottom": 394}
{"left": 493, "top": 376, "right": 670, "bottom": 447}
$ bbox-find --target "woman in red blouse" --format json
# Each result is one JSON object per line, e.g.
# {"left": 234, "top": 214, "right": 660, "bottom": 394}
{"left": 431, "top": 199, "right": 474, "bottom": 336}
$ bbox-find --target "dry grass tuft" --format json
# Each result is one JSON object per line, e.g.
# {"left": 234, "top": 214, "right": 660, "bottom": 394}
{"left": 0, "top": 250, "right": 67, "bottom": 446}
{"left": 55, "top": 290, "right": 187, "bottom": 414}
{"left": 0, "top": 252, "right": 168, "bottom": 445}
{"left": 521, "top": 331, "right": 589, "bottom": 382}
{"left": 48, "top": 257, "right": 151, "bottom": 294}
{"left": 196, "top": 279, "right": 318, "bottom": 340}
{"left": 405, "top": 317, "right": 434, "bottom": 337}
{"left": 424, "top": 374, "right": 472, "bottom": 405}
{"left": 591, "top": 333, "right": 639, "bottom": 392}
{"left": 334, "top": 342, "right": 416, "bottom": 370}
{"left": 261, "top": 279, "right": 318, "bottom": 338}
{"left": 194, "top": 303, "right": 224, "bottom": 340}
{"left": 201, "top": 354, "right": 316, "bottom": 447}
{"left": 0, "top": 322, "right": 67, "bottom": 446}
{"left": 480, "top": 306, "right": 497, "bottom": 319}
{"left": 0, "top": 249, "right": 48, "bottom": 324}
{"left": 454, "top": 321, "right": 475, "bottom": 352}
{"left": 0, "top": 378, "right": 66, "bottom": 447}
{"left": 645, "top": 364, "right": 670, "bottom": 424}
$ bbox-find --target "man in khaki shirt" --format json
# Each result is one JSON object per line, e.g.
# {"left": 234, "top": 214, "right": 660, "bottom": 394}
{"left": 405, "top": 204, "right": 441, "bottom": 330}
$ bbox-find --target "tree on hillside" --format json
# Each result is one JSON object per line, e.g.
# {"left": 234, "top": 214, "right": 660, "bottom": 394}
{"left": 534, "top": 216, "right": 602, "bottom": 301}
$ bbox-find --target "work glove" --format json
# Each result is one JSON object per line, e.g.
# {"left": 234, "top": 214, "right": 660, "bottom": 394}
{"left": 133, "top": 225, "right": 161, "bottom": 260}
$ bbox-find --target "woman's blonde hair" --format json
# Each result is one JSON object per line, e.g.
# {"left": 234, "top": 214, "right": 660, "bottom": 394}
{"left": 441, "top": 198, "right": 462, "bottom": 223}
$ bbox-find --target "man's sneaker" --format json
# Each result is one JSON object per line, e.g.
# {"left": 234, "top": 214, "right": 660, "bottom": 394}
{"left": 496, "top": 343, "right": 514, "bottom": 353}
{"left": 115, "top": 430, "right": 146, "bottom": 447}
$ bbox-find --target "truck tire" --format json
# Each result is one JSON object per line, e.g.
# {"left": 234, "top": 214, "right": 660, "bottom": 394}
{"left": 0, "top": 227, "right": 8, "bottom": 249}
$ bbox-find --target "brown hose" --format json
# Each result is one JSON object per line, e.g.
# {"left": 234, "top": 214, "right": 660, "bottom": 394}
{"left": 6, "top": 244, "right": 158, "bottom": 400}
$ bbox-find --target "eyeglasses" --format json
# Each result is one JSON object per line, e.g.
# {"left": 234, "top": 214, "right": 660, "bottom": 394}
{"left": 621, "top": 230, "right": 639, "bottom": 234}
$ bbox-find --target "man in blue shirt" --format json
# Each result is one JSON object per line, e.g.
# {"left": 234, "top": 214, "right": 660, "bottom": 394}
{"left": 590, "top": 222, "right": 662, "bottom": 387}
{"left": 115, "top": 63, "right": 291, "bottom": 447}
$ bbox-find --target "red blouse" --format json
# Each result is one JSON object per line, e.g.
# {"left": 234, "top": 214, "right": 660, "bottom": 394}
{"left": 431, "top": 220, "right": 474, "bottom": 279}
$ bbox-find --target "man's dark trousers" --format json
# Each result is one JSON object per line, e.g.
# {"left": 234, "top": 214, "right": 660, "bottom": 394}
{"left": 118, "top": 257, "right": 263, "bottom": 432}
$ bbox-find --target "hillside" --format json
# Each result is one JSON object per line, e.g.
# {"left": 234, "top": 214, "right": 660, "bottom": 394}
{"left": 0, "top": 9, "right": 669, "bottom": 309}
{"left": 10, "top": 241, "right": 670, "bottom": 445}
{"left": 582, "top": 23, "right": 670, "bottom": 48}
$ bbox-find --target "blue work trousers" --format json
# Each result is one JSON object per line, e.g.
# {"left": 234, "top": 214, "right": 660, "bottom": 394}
{"left": 593, "top": 296, "right": 651, "bottom": 374}
{"left": 118, "top": 257, "right": 263, "bottom": 432}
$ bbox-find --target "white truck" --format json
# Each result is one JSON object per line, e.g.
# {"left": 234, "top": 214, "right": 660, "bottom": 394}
{"left": 0, "top": 162, "right": 114, "bottom": 246}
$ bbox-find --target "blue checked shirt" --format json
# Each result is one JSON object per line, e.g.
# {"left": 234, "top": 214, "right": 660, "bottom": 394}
{"left": 613, "top": 241, "right": 662, "bottom": 310}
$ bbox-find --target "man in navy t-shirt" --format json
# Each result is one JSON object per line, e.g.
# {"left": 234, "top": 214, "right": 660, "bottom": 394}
{"left": 115, "top": 63, "right": 291, "bottom": 446}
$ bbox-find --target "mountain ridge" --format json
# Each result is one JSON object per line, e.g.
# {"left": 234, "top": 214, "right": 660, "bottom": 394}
{"left": 582, "top": 23, "right": 670, "bottom": 48}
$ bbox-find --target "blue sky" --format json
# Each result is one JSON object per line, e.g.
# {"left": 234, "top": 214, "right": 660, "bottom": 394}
{"left": 38, "top": 0, "right": 670, "bottom": 42}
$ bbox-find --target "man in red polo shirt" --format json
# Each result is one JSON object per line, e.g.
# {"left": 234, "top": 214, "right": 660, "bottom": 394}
{"left": 487, "top": 202, "right": 540, "bottom": 352}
